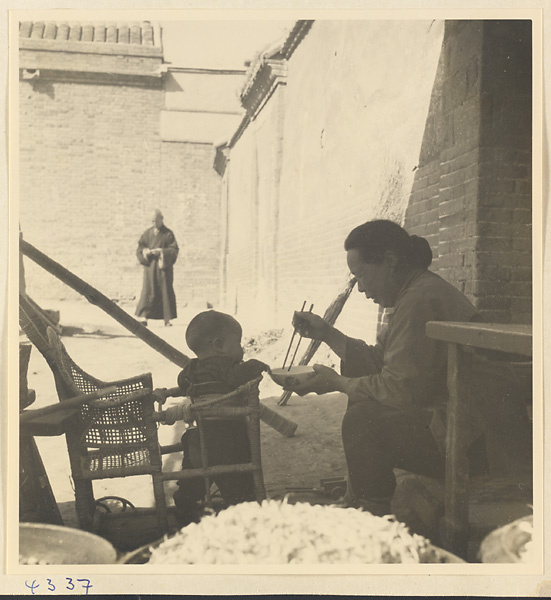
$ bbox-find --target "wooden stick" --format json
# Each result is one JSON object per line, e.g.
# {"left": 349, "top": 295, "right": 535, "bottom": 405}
{"left": 21, "top": 239, "right": 191, "bottom": 369}
{"left": 278, "top": 277, "right": 356, "bottom": 406}
{"left": 282, "top": 300, "right": 306, "bottom": 369}
{"left": 20, "top": 239, "right": 298, "bottom": 437}
{"left": 287, "top": 303, "right": 314, "bottom": 371}
{"left": 20, "top": 386, "right": 118, "bottom": 423}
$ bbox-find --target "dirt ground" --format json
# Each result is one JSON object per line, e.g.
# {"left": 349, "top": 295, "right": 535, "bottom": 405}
{"left": 20, "top": 298, "right": 533, "bottom": 562}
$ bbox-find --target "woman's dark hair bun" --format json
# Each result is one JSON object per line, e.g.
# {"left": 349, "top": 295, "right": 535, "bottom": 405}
{"left": 409, "top": 235, "right": 432, "bottom": 268}
{"left": 344, "top": 220, "right": 433, "bottom": 270}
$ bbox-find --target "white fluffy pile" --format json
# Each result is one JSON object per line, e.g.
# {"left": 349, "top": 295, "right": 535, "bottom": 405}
{"left": 517, "top": 519, "right": 534, "bottom": 563}
{"left": 149, "top": 499, "right": 443, "bottom": 564}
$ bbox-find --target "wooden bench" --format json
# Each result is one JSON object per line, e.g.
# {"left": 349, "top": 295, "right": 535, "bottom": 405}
{"left": 426, "top": 322, "right": 532, "bottom": 557}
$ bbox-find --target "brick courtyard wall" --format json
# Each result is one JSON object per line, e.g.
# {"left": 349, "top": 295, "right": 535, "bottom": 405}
{"left": 19, "top": 75, "right": 163, "bottom": 303}
{"left": 19, "top": 37, "right": 226, "bottom": 318}
{"left": 223, "top": 20, "right": 445, "bottom": 338}
{"left": 221, "top": 88, "right": 287, "bottom": 328}
{"left": 477, "top": 21, "right": 532, "bottom": 324}
{"left": 223, "top": 123, "right": 259, "bottom": 320}
{"left": 405, "top": 21, "right": 532, "bottom": 324}
{"left": 19, "top": 43, "right": 164, "bottom": 304}
{"left": 159, "top": 141, "right": 222, "bottom": 310}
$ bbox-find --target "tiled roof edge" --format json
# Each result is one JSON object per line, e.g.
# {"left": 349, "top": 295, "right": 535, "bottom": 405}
{"left": 19, "top": 37, "right": 163, "bottom": 59}
{"left": 19, "top": 21, "right": 161, "bottom": 47}
{"left": 280, "top": 20, "right": 314, "bottom": 59}
{"left": 238, "top": 20, "right": 314, "bottom": 106}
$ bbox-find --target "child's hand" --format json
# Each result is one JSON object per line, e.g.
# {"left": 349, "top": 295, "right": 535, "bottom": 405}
{"left": 152, "top": 387, "right": 169, "bottom": 405}
{"left": 245, "top": 359, "right": 271, "bottom": 374}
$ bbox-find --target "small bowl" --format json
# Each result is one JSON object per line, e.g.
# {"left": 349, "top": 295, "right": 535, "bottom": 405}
{"left": 19, "top": 523, "right": 117, "bottom": 565}
{"left": 270, "top": 366, "right": 316, "bottom": 388}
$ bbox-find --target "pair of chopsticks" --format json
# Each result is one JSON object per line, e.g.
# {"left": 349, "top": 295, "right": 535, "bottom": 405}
{"left": 282, "top": 301, "right": 314, "bottom": 371}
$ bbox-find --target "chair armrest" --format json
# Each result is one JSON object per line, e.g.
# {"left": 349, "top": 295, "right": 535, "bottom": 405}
{"left": 154, "top": 403, "right": 193, "bottom": 425}
{"left": 160, "top": 442, "right": 184, "bottom": 455}
{"left": 88, "top": 387, "right": 152, "bottom": 409}
{"left": 191, "top": 377, "right": 262, "bottom": 409}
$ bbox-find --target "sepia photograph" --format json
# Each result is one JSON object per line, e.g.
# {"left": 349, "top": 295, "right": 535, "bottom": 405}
{"left": 3, "top": 4, "right": 547, "bottom": 596}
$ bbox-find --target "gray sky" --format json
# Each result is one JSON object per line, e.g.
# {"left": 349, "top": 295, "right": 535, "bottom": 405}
{"left": 161, "top": 20, "right": 295, "bottom": 70}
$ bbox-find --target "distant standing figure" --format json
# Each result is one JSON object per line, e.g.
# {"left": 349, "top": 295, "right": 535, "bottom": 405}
{"left": 136, "top": 209, "right": 179, "bottom": 327}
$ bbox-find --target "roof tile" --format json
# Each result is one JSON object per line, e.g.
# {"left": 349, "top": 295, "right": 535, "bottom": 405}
{"left": 19, "top": 20, "right": 158, "bottom": 47}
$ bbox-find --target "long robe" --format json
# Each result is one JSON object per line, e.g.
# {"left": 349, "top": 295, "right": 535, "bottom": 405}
{"left": 135, "top": 225, "right": 179, "bottom": 321}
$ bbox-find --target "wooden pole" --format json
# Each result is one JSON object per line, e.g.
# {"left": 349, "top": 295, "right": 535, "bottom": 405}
{"left": 20, "top": 239, "right": 298, "bottom": 437}
{"left": 20, "top": 386, "right": 119, "bottom": 423}
{"left": 21, "top": 239, "right": 191, "bottom": 368}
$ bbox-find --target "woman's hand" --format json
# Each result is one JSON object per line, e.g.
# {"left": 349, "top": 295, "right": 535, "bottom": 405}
{"left": 292, "top": 311, "right": 330, "bottom": 341}
{"left": 292, "top": 312, "right": 349, "bottom": 361}
{"left": 283, "top": 364, "right": 346, "bottom": 396}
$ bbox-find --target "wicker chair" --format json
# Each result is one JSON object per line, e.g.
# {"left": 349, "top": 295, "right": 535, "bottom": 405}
{"left": 19, "top": 294, "right": 171, "bottom": 533}
{"left": 156, "top": 378, "right": 267, "bottom": 508}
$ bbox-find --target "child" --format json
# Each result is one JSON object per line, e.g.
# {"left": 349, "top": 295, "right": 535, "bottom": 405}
{"left": 160, "top": 310, "right": 269, "bottom": 525}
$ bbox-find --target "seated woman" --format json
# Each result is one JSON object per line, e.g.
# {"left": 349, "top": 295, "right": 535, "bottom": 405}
{"left": 288, "top": 219, "right": 531, "bottom": 517}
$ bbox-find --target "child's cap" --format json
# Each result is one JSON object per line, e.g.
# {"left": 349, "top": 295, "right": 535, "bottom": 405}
{"left": 185, "top": 310, "right": 240, "bottom": 353}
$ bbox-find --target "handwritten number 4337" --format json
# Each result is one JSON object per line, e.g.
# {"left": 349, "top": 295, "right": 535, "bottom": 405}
{"left": 25, "top": 578, "right": 93, "bottom": 595}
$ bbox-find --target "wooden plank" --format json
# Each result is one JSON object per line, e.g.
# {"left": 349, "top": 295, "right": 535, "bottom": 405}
{"left": 19, "top": 385, "right": 119, "bottom": 424}
{"left": 161, "top": 462, "right": 257, "bottom": 481}
{"left": 20, "top": 408, "right": 80, "bottom": 437}
{"left": 441, "top": 342, "right": 472, "bottom": 558}
{"left": 426, "top": 322, "right": 532, "bottom": 356}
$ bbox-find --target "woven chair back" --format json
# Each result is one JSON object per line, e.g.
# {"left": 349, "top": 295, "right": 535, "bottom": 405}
{"left": 42, "top": 328, "right": 161, "bottom": 473}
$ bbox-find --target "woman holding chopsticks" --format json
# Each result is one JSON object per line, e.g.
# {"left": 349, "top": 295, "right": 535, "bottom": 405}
{"left": 287, "top": 219, "right": 487, "bottom": 517}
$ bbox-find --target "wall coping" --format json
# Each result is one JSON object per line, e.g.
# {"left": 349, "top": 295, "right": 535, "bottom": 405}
{"left": 239, "top": 20, "right": 314, "bottom": 117}
{"left": 19, "top": 37, "right": 163, "bottom": 59}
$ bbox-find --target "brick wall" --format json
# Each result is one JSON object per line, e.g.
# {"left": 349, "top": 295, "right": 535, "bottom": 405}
{"left": 19, "top": 45, "right": 224, "bottom": 318}
{"left": 223, "top": 19, "right": 532, "bottom": 337}
{"left": 477, "top": 21, "right": 532, "bottom": 324}
{"left": 19, "top": 74, "right": 163, "bottom": 302}
{"left": 405, "top": 21, "right": 532, "bottom": 324}
{"left": 160, "top": 142, "right": 222, "bottom": 310}
{"left": 223, "top": 20, "right": 445, "bottom": 338}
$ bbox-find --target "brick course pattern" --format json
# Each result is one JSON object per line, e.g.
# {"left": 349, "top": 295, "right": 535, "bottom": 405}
{"left": 405, "top": 20, "right": 532, "bottom": 324}
{"left": 160, "top": 142, "right": 222, "bottom": 310}
{"left": 19, "top": 76, "right": 163, "bottom": 302}
{"left": 19, "top": 23, "right": 223, "bottom": 316}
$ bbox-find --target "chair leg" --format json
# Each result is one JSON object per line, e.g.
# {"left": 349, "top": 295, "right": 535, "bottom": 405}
{"left": 73, "top": 478, "right": 96, "bottom": 531}
{"left": 152, "top": 473, "right": 169, "bottom": 533}
{"left": 197, "top": 416, "right": 213, "bottom": 507}
{"left": 247, "top": 393, "right": 266, "bottom": 502}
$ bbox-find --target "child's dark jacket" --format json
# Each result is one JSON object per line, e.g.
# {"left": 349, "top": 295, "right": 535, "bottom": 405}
{"left": 177, "top": 356, "right": 268, "bottom": 403}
